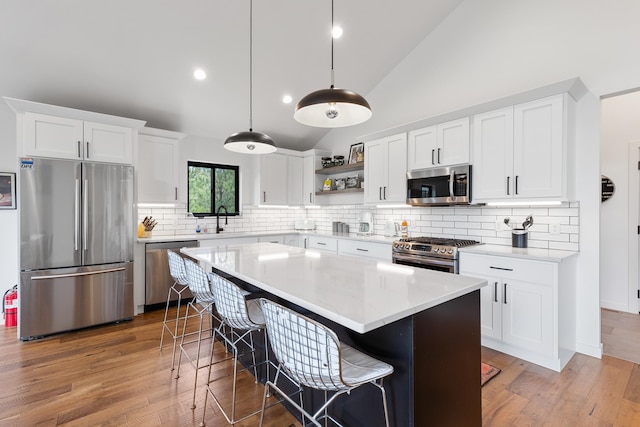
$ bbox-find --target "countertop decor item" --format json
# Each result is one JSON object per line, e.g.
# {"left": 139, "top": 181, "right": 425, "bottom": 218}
{"left": 223, "top": 0, "right": 276, "bottom": 154}
{"left": 293, "top": 0, "right": 371, "bottom": 128}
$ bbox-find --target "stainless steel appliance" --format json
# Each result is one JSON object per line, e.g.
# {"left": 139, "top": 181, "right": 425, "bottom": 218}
{"left": 392, "top": 237, "right": 480, "bottom": 273}
{"left": 19, "top": 158, "right": 134, "bottom": 340}
{"left": 406, "top": 165, "right": 472, "bottom": 206}
{"left": 145, "top": 241, "right": 197, "bottom": 309}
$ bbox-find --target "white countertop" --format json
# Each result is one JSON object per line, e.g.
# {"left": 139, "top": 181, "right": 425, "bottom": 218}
{"left": 138, "top": 230, "right": 397, "bottom": 245}
{"left": 459, "top": 244, "right": 578, "bottom": 263}
{"left": 182, "top": 242, "right": 486, "bottom": 334}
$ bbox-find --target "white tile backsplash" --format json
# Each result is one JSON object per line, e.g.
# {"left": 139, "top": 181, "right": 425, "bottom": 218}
{"left": 138, "top": 202, "right": 580, "bottom": 251}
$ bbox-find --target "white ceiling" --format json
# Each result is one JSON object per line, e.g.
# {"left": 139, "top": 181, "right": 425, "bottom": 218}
{"left": 1, "top": 0, "right": 463, "bottom": 151}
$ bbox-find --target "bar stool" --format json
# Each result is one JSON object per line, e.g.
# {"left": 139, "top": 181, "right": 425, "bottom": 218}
{"left": 160, "top": 250, "right": 192, "bottom": 371}
{"left": 176, "top": 258, "right": 220, "bottom": 410}
{"left": 258, "top": 298, "right": 394, "bottom": 427}
{"left": 199, "top": 272, "right": 268, "bottom": 426}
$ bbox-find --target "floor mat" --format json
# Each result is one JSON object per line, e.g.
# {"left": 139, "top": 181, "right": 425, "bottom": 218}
{"left": 481, "top": 362, "right": 501, "bottom": 386}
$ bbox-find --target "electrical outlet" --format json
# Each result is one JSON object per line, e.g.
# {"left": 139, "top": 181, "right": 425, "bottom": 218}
{"left": 550, "top": 223, "right": 561, "bottom": 235}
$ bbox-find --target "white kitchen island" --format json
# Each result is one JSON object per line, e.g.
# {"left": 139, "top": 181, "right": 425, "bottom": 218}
{"left": 183, "top": 242, "right": 487, "bottom": 427}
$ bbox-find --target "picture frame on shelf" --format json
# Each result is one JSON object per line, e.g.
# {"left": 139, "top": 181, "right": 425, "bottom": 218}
{"left": 335, "top": 178, "right": 346, "bottom": 191}
{"left": 348, "top": 142, "right": 364, "bottom": 164}
{"left": 345, "top": 175, "right": 359, "bottom": 189}
{"left": 0, "top": 172, "right": 16, "bottom": 209}
{"left": 323, "top": 178, "right": 333, "bottom": 191}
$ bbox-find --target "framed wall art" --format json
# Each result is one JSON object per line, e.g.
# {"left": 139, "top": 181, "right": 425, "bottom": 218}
{"left": 0, "top": 172, "right": 16, "bottom": 209}
{"left": 348, "top": 142, "right": 364, "bottom": 164}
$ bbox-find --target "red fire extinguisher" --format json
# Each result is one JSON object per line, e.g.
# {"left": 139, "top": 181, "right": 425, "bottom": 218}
{"left": 3, "top": 285, "right": 18, "bottom": 328}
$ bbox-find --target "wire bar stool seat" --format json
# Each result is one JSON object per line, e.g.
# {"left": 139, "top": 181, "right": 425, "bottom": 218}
{"left": 160, "top": 250, "right": 196, "bottom": 371}
{"left": 258, "top": 298, "right": 394, "bottom": 427}
{"left": 199, "top": 272, "right": 269, "bottom": 426}
{"left": 176, "top": 258, "right": 222, "bottom": 410}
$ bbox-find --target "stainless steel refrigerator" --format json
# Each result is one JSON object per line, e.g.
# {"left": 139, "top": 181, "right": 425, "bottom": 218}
{"left": 19, "top": 158, "right": 134, "bottom": 340}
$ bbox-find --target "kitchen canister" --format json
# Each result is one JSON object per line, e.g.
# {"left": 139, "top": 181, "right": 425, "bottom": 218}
{"left": 511, "top": 229, "right": 528, "bottom": 248}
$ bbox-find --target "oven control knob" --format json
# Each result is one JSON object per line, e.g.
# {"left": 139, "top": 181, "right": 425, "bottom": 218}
{"left": 433, "top": 247, "right": 440, "bottom": 253}
{"left": 404, "top": 244, "right": 410, "bottom": 250}
{"left": 393, "top": 243, "right": 398, "bottom": 248}
{"left": 448, "top": 248, "right": 454, "bottom": 254}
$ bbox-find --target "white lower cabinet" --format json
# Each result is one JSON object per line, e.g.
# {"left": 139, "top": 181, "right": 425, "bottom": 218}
{"left": 258, "top": 235, "right": 285, "bottom": 244}
{"left": 198, "top": 236, "right": 259, "bottom": 248}
{"left": 338, "top": 239, "right": 391, "bottom": 261}
{"left": 460, "top": 252, "right": 576, "bottom": 372}
{"left": 308, "top": 236, "right": 338, "bottom": 253}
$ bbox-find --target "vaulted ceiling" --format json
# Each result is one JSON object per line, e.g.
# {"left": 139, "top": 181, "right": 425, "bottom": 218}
{"left": 1, "top": 0, "right": 463, "bottom": 150}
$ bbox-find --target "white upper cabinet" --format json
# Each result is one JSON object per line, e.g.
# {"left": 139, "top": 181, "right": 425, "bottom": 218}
{"left": 287, "top": 155, "right": 304, "bottom": 205}
{"left": 303, "top": 154, "right": 316, "bottom": 205}
{"left": 472, "top": 94, "right": 571, "bottom": 202}
{"left": 408, "top": 117, "right": 469, "bottom": 170}
{"left": 364, "top": 133, "right": 407, "bottom": 204}
{"left": 137, "top": 127, "right": 185, "bottom": 203}
{"left": 23, "top": 112, "right": 134, "bottom": 164}
{"left": 259, "top": 153, "right": 289, "bottom": 205}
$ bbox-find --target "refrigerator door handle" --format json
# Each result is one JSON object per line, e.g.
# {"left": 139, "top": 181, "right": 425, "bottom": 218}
{"left": 31, "top": 267, "right": 126, "bottom": 281}
{"left": 83, "top": 179, "right": 88, "bottom": 251}
{"left": 74, "top": 178, "right": 80, "bottom": 251}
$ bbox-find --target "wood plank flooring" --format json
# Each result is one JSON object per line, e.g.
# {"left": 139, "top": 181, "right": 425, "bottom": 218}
{"left": 2, "top": 308, "right": 640, "bottom": 426}
{"left": 601, "top": 308, "right": 640, "bottom": 365}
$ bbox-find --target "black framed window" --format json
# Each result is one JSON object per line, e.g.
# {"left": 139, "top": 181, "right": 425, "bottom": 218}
{"left": 187, "top": 161, "right": 240, "bottom": 217}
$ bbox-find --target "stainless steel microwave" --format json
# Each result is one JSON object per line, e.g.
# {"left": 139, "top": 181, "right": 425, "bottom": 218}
{"left": 406, "top": 165, "right": 471, "bottom": 206}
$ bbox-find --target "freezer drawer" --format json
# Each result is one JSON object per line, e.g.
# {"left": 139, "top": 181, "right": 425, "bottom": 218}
{"left": 145, "top": 241, "right": 197, "bottom": 308}
{"left": 19, "top": 262, "right": 133, "bottom": 340}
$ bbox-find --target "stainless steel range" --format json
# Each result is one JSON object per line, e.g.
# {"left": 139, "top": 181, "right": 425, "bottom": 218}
{"left": 392, "top": 237, "right": 480, "bottom": 273}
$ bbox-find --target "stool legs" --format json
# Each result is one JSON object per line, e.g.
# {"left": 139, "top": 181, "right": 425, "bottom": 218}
{"left": 159, "top": 283, "right": 188, "bottom": 371}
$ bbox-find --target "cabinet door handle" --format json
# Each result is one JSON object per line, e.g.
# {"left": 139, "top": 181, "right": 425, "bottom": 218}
{"left": 503, "top": 282, "right": 508, "bottom": 304}
{"left": 356, "top": 248, "right": 369, "bottom": 252}
{"left": 77, "top": 141, "right": 82, "bottom": 158}
{"left": 490, "top": 266, "right": 513, "bottom": 271}
{"left": 383, "top": 186, "right": 387, "bottom": 200}
{"left": 506, "top": 176, "right": 510, "bottom": 195}
{"left": 494, "top": 282, "right": 498, "bottom": 303}
{"left": 437, "top": 148, "right": 441, "bottom": 164}
{"left": 317, "top": 242, "right": 326, "bottom": 246}
{"left": 175, "top": 187, "right": 178, "bottom": 201}
{"left": 86, "top": 141, "right": 90, "bottom": 159}
{"left": 379, "top": 187, "right": 382, "bottom": 200}
{"left": 515, "top": 175, "right": 519, "bottom": 195}
{"left": 431, "top": 149, "right": 435, "bottom": 165}
{"left": 263, "top": 191, "right": 266, "bottom": 203}
{"left": 309, "top": 192, "right": 312, "bottom": 203}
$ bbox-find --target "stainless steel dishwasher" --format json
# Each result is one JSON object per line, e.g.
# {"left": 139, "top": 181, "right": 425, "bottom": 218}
{"left": 145, "top": 240, "right": 198, "bottom": 310}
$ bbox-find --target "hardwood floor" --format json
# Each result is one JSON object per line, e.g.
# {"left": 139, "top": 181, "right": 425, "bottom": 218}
{"left": 2, "top": 308, "right": 640, "bottom": 426}
{"left": 0, "top": 309, "right": 299, "bottom": 427}
{"left": 601, "top": 308, "right": 640, "bottom": 365}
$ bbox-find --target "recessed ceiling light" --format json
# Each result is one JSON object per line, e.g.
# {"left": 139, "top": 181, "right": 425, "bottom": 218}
{"left": 193, "top": 68, "right": 206, "bottom": 80}
{"left": 332, "top": 26, "right": 343, "bottom": 39}
{"left": 282, "top": 95, "right": 293, "bottom": 104}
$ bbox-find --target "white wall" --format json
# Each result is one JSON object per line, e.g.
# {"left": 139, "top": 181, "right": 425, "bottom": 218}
{"left": 315, "top": 0, "right": 640, "bottom": 358}
{"left": 0, "top": 103, "right": 18, "bottom": 325}
{"left": 601, "top": 91, "right": 640, "bottom": 311}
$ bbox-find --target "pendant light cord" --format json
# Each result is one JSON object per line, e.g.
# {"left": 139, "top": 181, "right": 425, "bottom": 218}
{"left": 330, "top": 0, "right": 335, "bottom": 89}
{"left": 249, "top": 0, "right": 254, "bottom": 131}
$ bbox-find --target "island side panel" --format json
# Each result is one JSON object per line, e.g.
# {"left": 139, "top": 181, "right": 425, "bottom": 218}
{"left": 414, "top": 289, "right": 482, "bottom": 427}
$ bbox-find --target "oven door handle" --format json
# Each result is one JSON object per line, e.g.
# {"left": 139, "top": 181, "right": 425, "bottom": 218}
{"left": 392, "top": 254, "right": 455, "bottom": 268}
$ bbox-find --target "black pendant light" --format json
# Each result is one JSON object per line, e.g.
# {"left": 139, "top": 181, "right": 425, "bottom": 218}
{"left": 294, "top": 0, "right": 371, "bottom": 128}
{"left": 224, "top": 0, "right": 276, "bottom": 154}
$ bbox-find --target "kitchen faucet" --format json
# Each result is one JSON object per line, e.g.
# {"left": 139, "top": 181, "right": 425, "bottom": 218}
{"left": 216, "top": 206, "right": 228, "bottom": 234}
